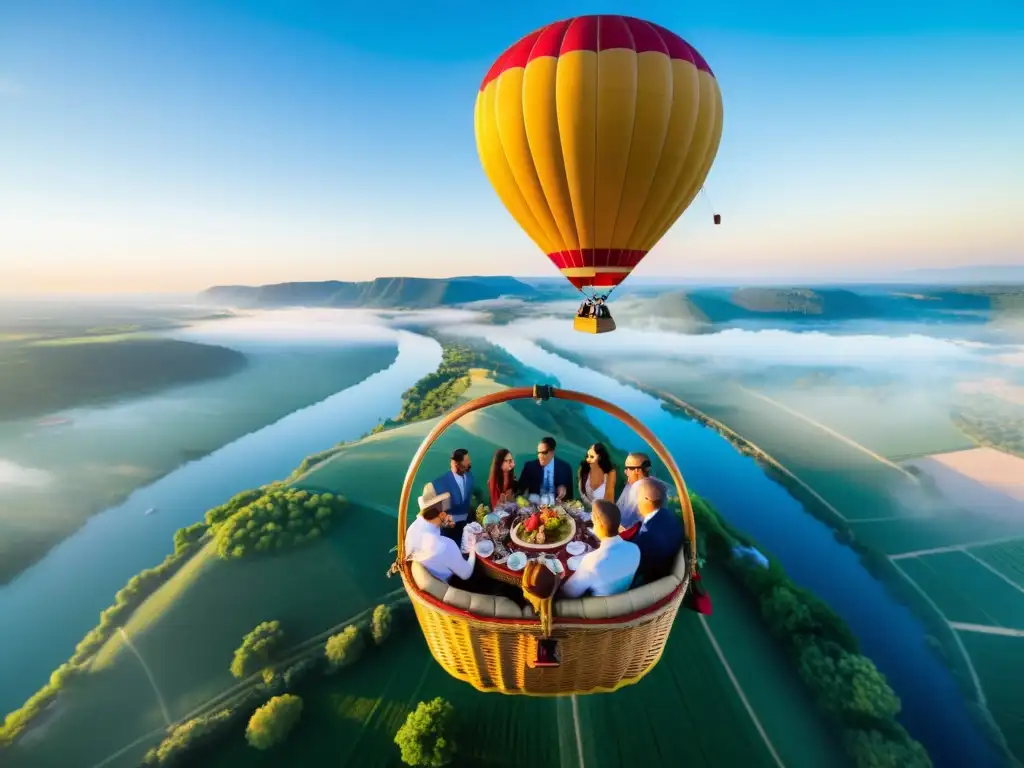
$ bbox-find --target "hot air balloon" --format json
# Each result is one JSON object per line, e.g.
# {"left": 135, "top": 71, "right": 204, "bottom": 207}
{"left": 474, "top": 15, "right": 723, "bottom": 333}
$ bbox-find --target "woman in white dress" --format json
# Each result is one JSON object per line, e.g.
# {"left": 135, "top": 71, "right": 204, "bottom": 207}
{"left": 578, "top": 443, "right": 617, "bottom": 508}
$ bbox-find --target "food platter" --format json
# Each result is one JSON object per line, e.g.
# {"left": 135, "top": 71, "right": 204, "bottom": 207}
{"left": 509, "top": 507, "right": 576, "bottom": 552}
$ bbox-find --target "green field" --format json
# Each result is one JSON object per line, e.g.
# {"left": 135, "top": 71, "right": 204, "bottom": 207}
{"left": 971, "top": 540, "right": 1024, "bottom": 589}
{"left": 893, "top": 552, "right": 1024, "bottom": 628}
{"left": 958, "top": 631, "right": 1024, "bottom": 762}
{"left": 0, "top": 343, "right": 398, "bottom": 583}
{"left": 8, "top": 373, "right": 843, "bottom": 768}
{"left": 200, "top": 569, "right": 842, "bottom": 768}
{"left": 892, "top": 544, "right": 1024, "bottom": 764}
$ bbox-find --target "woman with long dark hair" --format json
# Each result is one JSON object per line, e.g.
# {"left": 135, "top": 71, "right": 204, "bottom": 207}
{"left": 578, "top": 442, "right": 616, "bottom": 507}
{"left": 487, "top": 447, "right": 518, "bottom": 508}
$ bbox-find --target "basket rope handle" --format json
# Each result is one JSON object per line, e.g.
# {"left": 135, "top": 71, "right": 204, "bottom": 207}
{"left": 396, "top": 385, "right": 697, "bottom": 576}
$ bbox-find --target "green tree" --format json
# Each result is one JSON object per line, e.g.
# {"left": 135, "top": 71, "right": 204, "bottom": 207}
{"left": 144, "top": 710, "right": 233, "bottom": 764}
{"left": 844, "top": 728, "right": 932, "bottom": 767}
{"left": 798, "top": 643, "right": 900, "bottom": 721}
{"left": 395, "top": 697, "right": 455, "bottom": 767}
{"left": 325, "top": 625, "right": 363, "bottom": 671}
{"left": 371, "top": 604, "right": 392, "bottom": 646}
{"left": 230, "top": 621, "right": 285, "bottom": 679}
{"left": 245, "top": 694, "right": 303, "bottom": 751}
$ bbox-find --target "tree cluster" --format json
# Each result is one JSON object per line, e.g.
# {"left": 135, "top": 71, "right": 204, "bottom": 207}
{"left": 143, "top": 710, "right": 233, "bottom": 765}
{"left": 395, "top": 697, "right": 455, "bottom": 767}
{"left": 231, "top": 621, "right": 286, "bottom": 680}
{"left": 953, "top": 395, "right": 1024, "bottom": 458}
{"left": 683, "top": 494, "right": 932, "bottom": 768}
{"left": 246, "top": 694, "right": 303, "bottom": 751}
{"left": 325, "top": 625, "right": 364, "bottom": 671}
{"left": 213, "top": 488, "right": 346, "bottom": 560}
{"left": 371, "top": 604, "right": 392, "bottom": 646}
{"left": 373, "top": 341, "right": 518, "bottom": 433}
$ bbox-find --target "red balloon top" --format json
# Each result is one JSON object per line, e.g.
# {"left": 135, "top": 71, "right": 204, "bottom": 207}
{"left": 480, "top": 15, "right": 715, "bottom": 92}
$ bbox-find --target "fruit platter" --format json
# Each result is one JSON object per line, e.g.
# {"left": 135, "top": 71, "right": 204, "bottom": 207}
{"left": 509, "top": 506, "right": 576, "bottom": 551}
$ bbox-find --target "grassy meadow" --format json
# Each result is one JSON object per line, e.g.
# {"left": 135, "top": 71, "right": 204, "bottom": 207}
{"left": 8, "top": 372, "right": 843, "bottom": 768}
{"left": 0, "top": 343, "right": 398, "bottom": 582}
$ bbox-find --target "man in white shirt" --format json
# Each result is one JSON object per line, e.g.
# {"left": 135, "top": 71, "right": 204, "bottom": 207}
{"left": 616, "top": 452, "right": 667, "bottom": 530}
{"left": 560, "top": 499, "right": 640, "bottom": 598}
{"left": 405, "top": 484, "right": 476, "bottom": 585}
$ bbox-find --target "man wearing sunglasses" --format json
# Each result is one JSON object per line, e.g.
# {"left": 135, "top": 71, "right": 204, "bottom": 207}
{"left": 518, "top": 436, "right": 573, "bottom": 501}
{"left": 616, "top": 452, "right": 667, "bottom": 530}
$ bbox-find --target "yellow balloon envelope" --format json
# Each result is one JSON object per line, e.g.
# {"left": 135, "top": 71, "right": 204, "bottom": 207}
{"left": 475, "top": 15, "right": 723, "bottom": 298}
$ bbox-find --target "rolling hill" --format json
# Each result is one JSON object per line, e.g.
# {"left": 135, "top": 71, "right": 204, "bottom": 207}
{"left": 200, "top": 277, "right": 538, "bottom": 309}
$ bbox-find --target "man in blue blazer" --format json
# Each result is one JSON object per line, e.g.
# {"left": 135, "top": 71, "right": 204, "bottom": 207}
{"left": 518, "top": 436, "right": 574, "bottom": 501}
{"left": 432, "top": 448, "right": 475, "bottom": 544}
{"left": 632, "top": 477, "right": 684, "bottom": 583}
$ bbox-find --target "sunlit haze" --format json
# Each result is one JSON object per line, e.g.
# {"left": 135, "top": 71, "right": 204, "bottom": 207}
{"left": 2, "top": 1, "right": 1022, "bottom": 294}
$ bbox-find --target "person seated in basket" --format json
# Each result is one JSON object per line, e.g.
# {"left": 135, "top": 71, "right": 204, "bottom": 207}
{"left": 431, "top": 448, "right": 474, "bottom": 544}
{"left": 616, "top": 452, "right": 668, "bottom": 531}
{"left": 487, "top": 447, "right": 519, "bottom": 508}
{"left": 578, "top": 442, "right": 617, "bottom": 507}
{"left": 632, "top": 477, "right": 684, "bottom": 584}
{"left": 559, "top": 499, "right": 639, "bottom": 599}
{"left": 405, "top": 484, "right": 476, "bottom": 587}
{"left": 519, "top": 436, "right": 574, "bottom": 501}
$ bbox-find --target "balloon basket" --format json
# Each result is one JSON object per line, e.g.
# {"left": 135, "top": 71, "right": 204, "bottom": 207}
{"left": 574, "top": 315, "right": 616, "bottom": 334}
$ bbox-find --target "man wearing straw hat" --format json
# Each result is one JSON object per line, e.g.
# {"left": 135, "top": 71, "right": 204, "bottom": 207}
{"left": 405, "top": 482, "right": 476, "bottom": 586}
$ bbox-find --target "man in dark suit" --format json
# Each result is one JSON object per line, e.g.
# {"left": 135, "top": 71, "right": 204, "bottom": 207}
{"left": 431, "top": 448, "right": 474, "bottom": 544}
{"left": 632, "top": 477, "right": 684, "bottom": 582}
{"left": 518, "top": 436, "right": 574, "bottom": 501}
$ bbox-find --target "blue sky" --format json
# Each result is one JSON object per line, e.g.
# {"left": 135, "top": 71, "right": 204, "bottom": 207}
{"left": 1, "top": 0, "right": 1022, "bottom": 292}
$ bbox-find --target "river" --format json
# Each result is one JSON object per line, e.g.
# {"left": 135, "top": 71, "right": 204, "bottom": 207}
{"left": 487, "top": 333, "right": 999, "bottom": 768}
{"left": 0, "top": 330, "right": 442, "bottom": 712}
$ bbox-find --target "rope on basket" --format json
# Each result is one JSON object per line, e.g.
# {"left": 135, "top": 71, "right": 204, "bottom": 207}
{"left": 522, "top": 559, "right": 559, "bottom": 636}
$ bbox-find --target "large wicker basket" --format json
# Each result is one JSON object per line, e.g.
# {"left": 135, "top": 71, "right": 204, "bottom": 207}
{"left": 396, "top": 384, "right": 696, "bottom": 696}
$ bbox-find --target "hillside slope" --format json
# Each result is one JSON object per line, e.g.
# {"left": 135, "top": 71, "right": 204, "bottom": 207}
{"left": 200, "top": 276, "right": 536, "bottom": 309}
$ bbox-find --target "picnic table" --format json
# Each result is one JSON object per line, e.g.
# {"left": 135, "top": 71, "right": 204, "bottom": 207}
{"left": 464, "top": 501, "right": 599, "bottom": 588}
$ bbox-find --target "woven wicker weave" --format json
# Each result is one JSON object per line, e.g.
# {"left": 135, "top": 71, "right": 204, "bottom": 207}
{"left": 396, "top": 384, "right": 695, "bottom": 696}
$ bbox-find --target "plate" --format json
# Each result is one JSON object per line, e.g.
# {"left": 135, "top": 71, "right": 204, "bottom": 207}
{"left": 567, "top": 555, "right": 584, "bottom": 571}
{"left": 544, "top": 558, "right": 564, "bottom": 575}
{"left": 475, "top": 539, "right": 495, "bottom": 558}
{"left": 507, "top": 552, "right": 527, "bottom": 571}
{"left": 565, "top": 541, "right": 586, "bottom": 556}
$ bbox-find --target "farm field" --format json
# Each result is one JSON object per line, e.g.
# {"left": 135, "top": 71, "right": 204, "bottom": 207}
{"left": 891, "top": 544, "right": 1024, "bottom": 765}
{"left": 201, "top": 571, "right": 840, "bottom": 768}
{"left": 958, "top": 631, "right": 1024, "bottom": 762}
{"left": 971, "top": 539, "right": 1024, "bottom": 589}
{"left": 892, "top": 552, "right": 1024, "bottom": 628}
